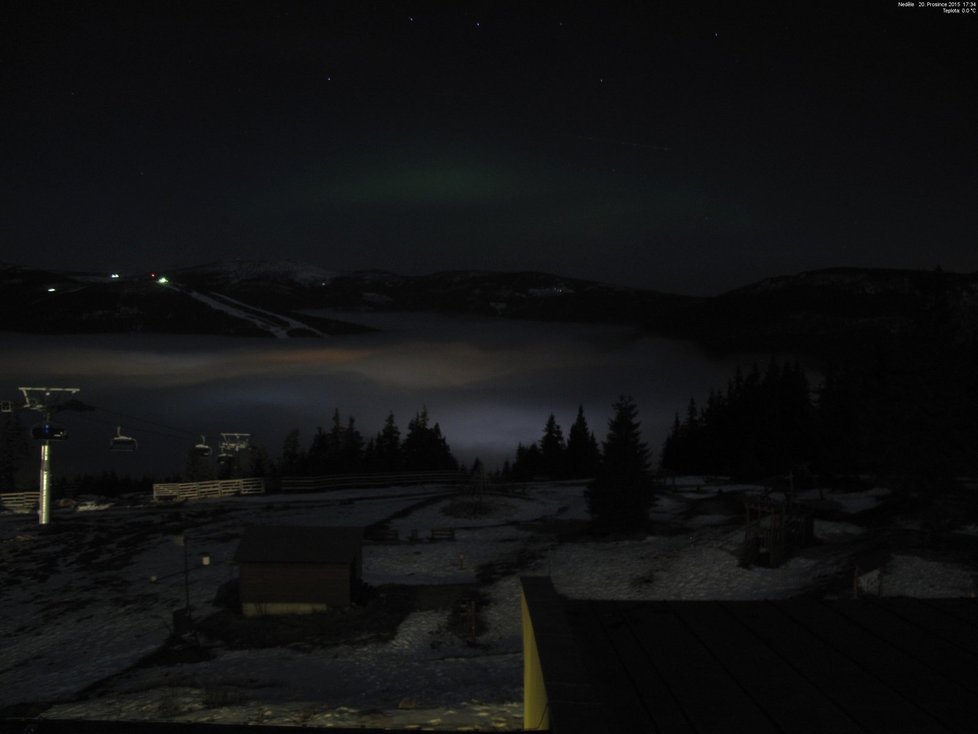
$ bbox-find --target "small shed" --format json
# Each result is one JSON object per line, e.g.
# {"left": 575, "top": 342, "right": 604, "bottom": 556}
{"left": 234, "top": 525, "right": 363, "bottom": 617}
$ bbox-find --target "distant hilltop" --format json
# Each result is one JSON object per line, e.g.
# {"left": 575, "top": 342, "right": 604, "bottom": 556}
{"left": 1, "top": 261, "right": 975, "bottom": 360}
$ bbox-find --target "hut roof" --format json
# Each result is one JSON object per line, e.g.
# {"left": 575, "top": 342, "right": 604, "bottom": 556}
{"left": 234, "top": 525, "right": 362, "bottom": 565}
{"left": 521, "top": 576, "right": 978, "bottom": 734}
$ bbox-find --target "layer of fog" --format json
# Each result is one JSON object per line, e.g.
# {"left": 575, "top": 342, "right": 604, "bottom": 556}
{"left": 0, "top": 313, "right": 754, "bottom": 479}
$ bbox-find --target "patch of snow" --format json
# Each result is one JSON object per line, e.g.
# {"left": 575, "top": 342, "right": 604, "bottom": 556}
{"left": 3, "top": 479, "right": 975, "bottom": 729}
{"left": 881, "top": 555, "right": 975, "bottom": 598}
{"left": 76, "top": 501, "right": 114, "bottom": 512}
{"left": 830, "top": 491, "right": 885, "bottom": 514}
{"left": 541, "top": 528, "right": 822, "bottom": 601}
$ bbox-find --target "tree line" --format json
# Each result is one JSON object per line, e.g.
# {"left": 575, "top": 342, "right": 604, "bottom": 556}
{"left": 661, "top": 343, "right": 978, "bottom": 491}
{"left": 501, "top": 397, "right": 654, "bottom": 530}
{"left": 504, "top": 406, "right": 601, "bottom": 481}
{"left": 208, "top": 396, "right": 656, "bottom": 531}
{"left": 660, "top": 358, "right": 813, "bottom": 480}
{"left": 7, "top": 309, "right": 974, "bottom": 520}
{"left": 187, "top": 406, "right": 460, "bottom": 482}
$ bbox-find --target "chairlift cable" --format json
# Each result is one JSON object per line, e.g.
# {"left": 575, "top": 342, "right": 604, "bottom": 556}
{"left": 66, "top": 411, "right": 190, "bottom": 442}
{"left": 77, "top": 404, "right": 200, "bottom": 437}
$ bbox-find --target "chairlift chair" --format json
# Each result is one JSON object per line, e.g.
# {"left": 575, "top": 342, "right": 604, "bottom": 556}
{"left": 110, "top": 425, "right": 138, "bottom": 452}
{"left": 194, "top": 435, "right": 212, "bottom": 457}
{"left": 218, "top": 432, "right": 251, "bottom": 462}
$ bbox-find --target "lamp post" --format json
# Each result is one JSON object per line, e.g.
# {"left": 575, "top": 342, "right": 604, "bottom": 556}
{"left": 171, "top": 533, "right": 210, "bottom": 639}
{"left": 172, "top": 531, "right": 195, "bottom": 638}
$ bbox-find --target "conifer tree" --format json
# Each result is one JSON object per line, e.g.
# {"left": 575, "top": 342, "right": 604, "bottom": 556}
{"left": 660, "top": 412, "right": 683, "bottom": 474}
{"left": 279, "top": 428, "right": 303, "bottom": 476}
{"left": 326, "top": 408, "right": 345, "bottom": 467}
{"left": 565, "top": 405, "right": 600, "bottom": 479}
{"left": 403, "top": 408, "right": 458, "bottom": 471}
{"left": 306, "top": 425, "right": 329, "bottom": 475}
{"left": 585, "top": 395, "right": 653, "bottom": 530}
{"left": 338, "top": 416, "right": 364, "bottom": 472}
{"left": 510, "top": 442, "right": 541, "bottom": 481}
{"left": 371, "top": 412, "right": 403, "bottom": 471}
{"left": 539, "top": 414, "right": 566, "bottom": 478}
{"left": 244, "top": 444, "right": 271, "bottom": 477}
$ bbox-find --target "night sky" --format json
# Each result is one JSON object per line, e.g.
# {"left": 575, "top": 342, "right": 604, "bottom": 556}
{"left": 3, "top": 2, "right": 976, "bottom": 295}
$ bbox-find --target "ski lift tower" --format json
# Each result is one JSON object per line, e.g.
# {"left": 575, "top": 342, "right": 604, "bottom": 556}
{"left": 218, "top": 433, "right": 251, "bottom": 462}
{"left": 19, "top": 387, "right": 80, "bottom": 526}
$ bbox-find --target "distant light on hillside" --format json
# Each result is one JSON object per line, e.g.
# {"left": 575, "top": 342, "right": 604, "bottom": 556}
{"left": 156, "top": 276, "right": 169, "bottom": 284}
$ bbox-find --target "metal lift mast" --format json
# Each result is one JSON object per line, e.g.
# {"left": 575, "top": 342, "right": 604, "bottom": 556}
{"left": 19, "top": 387, "right": 80, "bottom": 525}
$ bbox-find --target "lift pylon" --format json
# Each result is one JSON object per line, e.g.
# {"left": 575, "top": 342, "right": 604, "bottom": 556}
{"left": 18, "top": 387, "right": 80, "bottom": 526}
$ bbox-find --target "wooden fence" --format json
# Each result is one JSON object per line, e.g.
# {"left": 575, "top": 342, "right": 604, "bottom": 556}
{"left": 152, "top": 477, "right": 266, "bottom": 503}
{"left": 280, "top": 470, "right": 471, "bottom": 493}
{"left": 0, "top": 491, "right": 37, "bottom": 513}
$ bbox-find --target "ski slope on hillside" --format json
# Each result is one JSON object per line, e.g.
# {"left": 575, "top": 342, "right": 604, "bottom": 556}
{"left": 170, "top": 284, "right": 327, "bottom": 338}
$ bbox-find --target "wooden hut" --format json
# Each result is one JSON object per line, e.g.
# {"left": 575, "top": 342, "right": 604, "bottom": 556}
{"left": 234, "top": 525, "right": 363, "bottom": 617}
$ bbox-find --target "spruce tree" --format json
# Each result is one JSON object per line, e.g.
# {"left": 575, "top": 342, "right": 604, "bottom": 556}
{"left": 585, "top": 395, "right": 653, "bottom": 530}
{"left": 306, "top": 426, "right": 329, "bottom": 475}
{"left": 403, "top": 408, "right": 458, "bottom": 471}
{"left": 279, "top": 428, "right": 303, "bottom": 475}
{"left": 565, "top": 405, "right": 600, "bottom": 479}
{"left": 660, "top": 412, "right": 683, "bottom": 474}
{"left": 511, "top": 442, "right": 541, "bottom": 481}
{"left": 372, "top": 412, "right": 403, "bottom": 471}
{"left": 325, "top": 408, "right": 346, "bottom": 468}
{"left": 339, "top": 416, "right": 364, "bottom": 472}
{"left": 539, "top": 414, "right": 566, "bottom": 478}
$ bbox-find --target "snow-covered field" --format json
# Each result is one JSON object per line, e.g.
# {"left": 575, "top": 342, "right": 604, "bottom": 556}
{"left": 1, "top": 480, "right": 975, "bottom": 729}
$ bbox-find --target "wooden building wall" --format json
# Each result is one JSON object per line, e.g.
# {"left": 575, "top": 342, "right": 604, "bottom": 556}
{"left": 240, "top": 560, "right": 358, "bottom": 616}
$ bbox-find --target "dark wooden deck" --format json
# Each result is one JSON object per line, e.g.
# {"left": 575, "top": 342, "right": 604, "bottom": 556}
{"left": 523, "top": 577, "right": 978, "bottom": 734}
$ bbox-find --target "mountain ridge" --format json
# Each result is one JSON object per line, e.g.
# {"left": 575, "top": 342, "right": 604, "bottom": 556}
{"left": 2, "top": 261, "right": 975, "bottom": 361}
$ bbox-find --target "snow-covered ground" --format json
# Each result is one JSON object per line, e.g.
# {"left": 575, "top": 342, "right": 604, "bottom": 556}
{"left": 1, "top": 480, "right": 975, "bottom": 729}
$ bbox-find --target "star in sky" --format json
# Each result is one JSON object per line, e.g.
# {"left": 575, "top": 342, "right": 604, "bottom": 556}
{"left": 0, "top": 4, "right": 975, "bottom": 294}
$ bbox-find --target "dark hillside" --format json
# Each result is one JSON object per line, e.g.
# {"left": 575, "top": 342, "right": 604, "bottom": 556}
{"left": 3, "top": 263, "right": 977, "bottom": 359}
